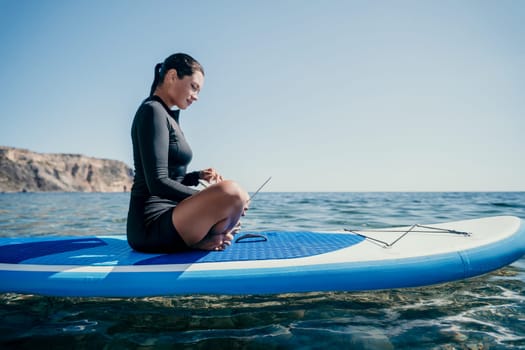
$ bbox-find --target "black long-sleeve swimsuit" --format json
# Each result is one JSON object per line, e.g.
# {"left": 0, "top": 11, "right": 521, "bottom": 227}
{"left": 126, "top": 95, "right": 200, "bottom": 252}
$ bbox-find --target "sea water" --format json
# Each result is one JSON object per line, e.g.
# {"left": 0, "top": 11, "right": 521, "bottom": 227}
{"left": 0, "top": 192, "right": 524, "bottom": 349}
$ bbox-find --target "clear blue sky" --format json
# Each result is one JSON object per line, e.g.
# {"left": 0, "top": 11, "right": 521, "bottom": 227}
{"left": 1, "top": 0, "right": 523, "bottom": 191}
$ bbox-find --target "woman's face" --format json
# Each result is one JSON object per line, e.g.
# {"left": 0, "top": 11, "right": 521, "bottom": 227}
{"left": 167, "top": 69, "right": 204, "bottom": 110}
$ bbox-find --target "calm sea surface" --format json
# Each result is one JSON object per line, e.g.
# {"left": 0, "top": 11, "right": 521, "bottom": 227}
{"left": 1, "top": 192, "right": 525, "bottom": 349}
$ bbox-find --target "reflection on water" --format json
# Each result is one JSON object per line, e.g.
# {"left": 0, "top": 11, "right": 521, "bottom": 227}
{"left": 1, "top": 192, "right": 525, "bottom": 349}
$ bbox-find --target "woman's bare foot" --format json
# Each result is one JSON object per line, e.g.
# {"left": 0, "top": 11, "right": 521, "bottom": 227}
{"left": 190, "top": 231, "right": 234, "bottom": 251}
{"left": 231, "top": 221, "right": 242, "bottom": 235}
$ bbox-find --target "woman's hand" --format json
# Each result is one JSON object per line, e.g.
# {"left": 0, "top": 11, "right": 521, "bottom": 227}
{"left": 199, "top": 168, "right": 223, "bottom": 184}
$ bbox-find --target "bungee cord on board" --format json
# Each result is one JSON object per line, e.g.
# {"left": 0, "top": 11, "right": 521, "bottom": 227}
{"left": 344, "top": 224, "right": 472, "bottom": 248}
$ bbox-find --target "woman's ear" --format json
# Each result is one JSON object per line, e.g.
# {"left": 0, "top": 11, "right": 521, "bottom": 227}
{"left": 167, "top": 68, "right": 179, "bottom": 82}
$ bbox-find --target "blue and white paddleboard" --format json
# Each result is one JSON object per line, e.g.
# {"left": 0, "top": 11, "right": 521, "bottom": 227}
{"left": 0, "top": 216, "right": 524, "bottom": 297}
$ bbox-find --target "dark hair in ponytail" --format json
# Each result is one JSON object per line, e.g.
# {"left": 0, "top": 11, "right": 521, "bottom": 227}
{"left": 149, "top": 63, "right": 163, "bottom": 97}
{"left": 149, "top": 53, "right": 204, "bottom": 96}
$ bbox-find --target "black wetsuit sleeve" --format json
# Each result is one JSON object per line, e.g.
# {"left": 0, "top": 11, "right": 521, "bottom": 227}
{"left": 135, "top": 105, "right": 198, "bottom": 201}
{"left": 182, "top": 171, "right": 201, "bottom": 187}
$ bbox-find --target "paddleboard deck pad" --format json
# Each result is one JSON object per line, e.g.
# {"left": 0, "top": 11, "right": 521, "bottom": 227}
{"left": 0, "top": 216, "right": 524, "bottom": 297}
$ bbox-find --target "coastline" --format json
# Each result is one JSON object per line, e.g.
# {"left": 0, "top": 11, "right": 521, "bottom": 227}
{"left": 0, "top": 146, "right": 133, "bottom": 193}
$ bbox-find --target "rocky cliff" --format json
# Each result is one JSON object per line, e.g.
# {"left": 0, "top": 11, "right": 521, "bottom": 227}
{"left": 0, "top": 146, "right": 133, "bottom": 192}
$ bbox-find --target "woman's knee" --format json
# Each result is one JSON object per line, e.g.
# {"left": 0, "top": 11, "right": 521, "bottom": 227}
{"left": 214, "top": 180, "right": 248, "bottom": 206}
